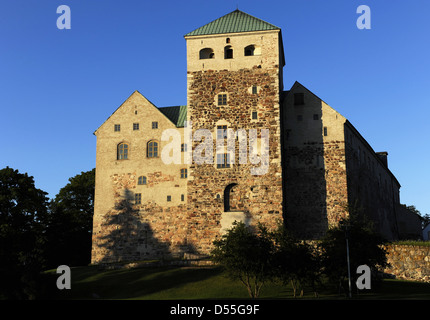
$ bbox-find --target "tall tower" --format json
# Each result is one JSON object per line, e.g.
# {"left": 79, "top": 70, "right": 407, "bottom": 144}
{"left": 184, "top": 10, "right": 285, "bottom": 253}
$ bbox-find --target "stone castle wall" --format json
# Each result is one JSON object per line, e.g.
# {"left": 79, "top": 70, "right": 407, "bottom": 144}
{"left": 383, "top": 244, "right": 430, "bottom": 283}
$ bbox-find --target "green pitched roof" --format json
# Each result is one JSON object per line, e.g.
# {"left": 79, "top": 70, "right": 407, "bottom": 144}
{"left": 185, "top": 9, "right": 280, "bottom": 37}
{"left": 158, "top": 105, "right": 187, "bottom": 128}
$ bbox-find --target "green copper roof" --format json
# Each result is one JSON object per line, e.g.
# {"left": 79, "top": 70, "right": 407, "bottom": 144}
{"left": 159, "top": 105, "right": 187, "bottom": 128}
{"left": 185, "top": 9, "right": 280, "bottom": 36}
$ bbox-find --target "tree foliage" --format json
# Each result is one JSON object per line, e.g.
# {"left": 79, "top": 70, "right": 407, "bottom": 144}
{"left": 0, "top": 167, "right": 48, "bottom": 299}
{"left": 211, "top": 222, "right": 275, "bottom": 298}
{"left": 43, "top": 168, "right": 95, "bottom": 268}
{"left": 319, "top": 216, "right": 388, "bottom": 294}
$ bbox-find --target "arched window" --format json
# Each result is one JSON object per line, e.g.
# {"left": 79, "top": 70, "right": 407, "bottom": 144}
{"left": 226, "top": 38, "right": 230, "bottom": 43}
{"left": 244, "top": 45, "right": 261, "bottom": 56}
{"left": 147, "top": 141, "right": 159, "bottom": 158}
{"left": 138, "top": 176, "right": 147, "bottom": 185}
{"left": 224, "top": 45, "right": 233, "bottom": 59}
{"left": 117, "top": 143, "right": 128, "bottom": 160}
{"left": 199, "top": 48, "right": 214, "bottom": 59}
{"left": 224, "top": 183, "right": 240, "bottom": 212}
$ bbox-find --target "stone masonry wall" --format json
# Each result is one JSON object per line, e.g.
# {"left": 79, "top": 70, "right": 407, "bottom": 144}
{"left": 383, "top": 244, "right": 430, "bottom": 283}
{"left": 186, "top": 66, "right": 284, "bottom": 254}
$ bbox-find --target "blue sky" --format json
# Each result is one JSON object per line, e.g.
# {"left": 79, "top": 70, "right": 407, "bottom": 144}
{"left": 1, "top": 0, "right": 429, "bottom": 216}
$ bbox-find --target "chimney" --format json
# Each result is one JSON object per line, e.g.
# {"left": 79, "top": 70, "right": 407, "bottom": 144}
{"left": 376, "top": 151, "right": 388, "bottom": 167}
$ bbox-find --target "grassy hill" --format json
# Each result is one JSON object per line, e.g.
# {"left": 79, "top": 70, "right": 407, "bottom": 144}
{"left": 42, "top": 264, "right": 430, "bottom": 300}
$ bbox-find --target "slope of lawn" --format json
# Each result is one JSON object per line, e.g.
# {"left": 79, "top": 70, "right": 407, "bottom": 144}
{"left": 43, "top": 265, "right": 430, "bottom": 300}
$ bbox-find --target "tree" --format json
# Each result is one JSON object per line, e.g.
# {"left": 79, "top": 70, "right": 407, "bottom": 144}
{"left": 211, "top": 222, "right": 275, "bottom": 298}
{"left": 271, "top": 223, "right": 321, "bottom": 298}
{"left": 319, "top": 216, "right": 388, "bottom": 296}
{"left": 44, "top": 169, "right": 95, "bottom": 268}
{"left": 0, "top": 167, "right": 48, "bottom": 299}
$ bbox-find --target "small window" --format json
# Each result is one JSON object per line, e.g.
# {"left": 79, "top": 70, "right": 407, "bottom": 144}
{"left": 167, "top": 195, "right": 171, "bottom": 202}
{"left": 181, "top": 194, "right": 185, "bottom": 202}
{"left": 294, "top": 93, "right": 305, "bottom": 105}
{"left": 218, "top": 94, "right": 227, "bottom": 106}
{"left": 226, "top": 38, "right": 230, "bottom": 44}
{"left": 138, "top": 176, "right": 147, "bottom": 185}
{"left": 133, "top": 123, "right": 139, "bottom": 130}
{"left": 313, "top": 114, "right": 319, "bottom": 120}
{"left": 217, "top": 125, "right": 227, "bottom": 139}
{"left": 117, "top": 143, "right": 128, "bottom": 160}
{"left": 297, "top": 115, "right": 303, "bottom": 121}
{"left": 217, "top": 153, "right": 231, "bottom": 168}
{"left": 147, "top": 141, "right": 159, "bottom": 158}
{"left": 114, "top": 124, "right": 121, "bottom": 132}
{"left": 252, "top": 85, "right": 258, "bottom": 94}
{"left": 252, "top": 111, "right": 258, "bottom": 120}
{"left": 324, "top": 127, "right": 328, "bottom": 136}
{"left": 152, "top": 122, "right": 158, "bottom": 129}
{"left": 180, "top": 168, "right": 187, "bottom": 179}
{"left": 181, "top": 143, "right": 187, "bottom": 152}
{"left": 224, "top": 46, "right": 233, "bottom": 59}
{"left": 135, "top": 193, "right": 141, "bottom": 205}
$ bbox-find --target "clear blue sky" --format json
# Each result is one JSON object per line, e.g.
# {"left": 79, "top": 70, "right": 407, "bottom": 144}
{"left": 1, "top": 0, "right": 429, "bottom": 216}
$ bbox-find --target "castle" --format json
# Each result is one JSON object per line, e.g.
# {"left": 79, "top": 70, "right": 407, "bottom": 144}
{"left": 91, "top": 10, "right": 422, "bottom": 264}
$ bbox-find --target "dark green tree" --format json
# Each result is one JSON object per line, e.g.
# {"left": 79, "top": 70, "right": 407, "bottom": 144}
{"left": 319, "top": 216, "right": 388, "bottom": 296}
{"left": 0, "top": 167, "right": 48, "bottom": 299}
{"left": 272, "top": 223, "right": 321, "bottom": 298}
{"left": 211, "top": 222, "right": 275, "bottom": 298}
{"left": 44, "top": 169, "right": 95, "bottom": 268}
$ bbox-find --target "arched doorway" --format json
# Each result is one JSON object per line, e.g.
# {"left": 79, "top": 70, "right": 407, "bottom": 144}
{"left": 224, "top": 183, "right": 242, "bottom": 212}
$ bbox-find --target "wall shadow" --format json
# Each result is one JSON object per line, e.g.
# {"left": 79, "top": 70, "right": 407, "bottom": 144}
{"left": 96, "top": 189, "right": 172, "bottom": 264}
{"left": 281, "top": 87, "right": 328, "bottom": 239}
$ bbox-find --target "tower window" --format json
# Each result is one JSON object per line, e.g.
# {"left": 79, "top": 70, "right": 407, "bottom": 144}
{"left": 133, "top": 123, "right": 139, "bottom": 130}
{"left": 199, "top": 48, "right": 214, "bottom": 59}
{"left": 252, "top": 111, "right": 258, "bottom": 120}
{"left": 167, "top": 195, "right": 171, "bottom": 202}
{"left": 181, "top": 143, "right": 187, "bottom": 152}
{"left": 216, "top": 125, "right": 227, "bottom": 139}
{"left": 294, "top": 93, "right": 305, "bottom": 105}
{"left": 217, "top": 153, "right": 231, "bottom": 168}
{"left": 226, "top": 38, "right": 230, "bottom": 43}
{"left": 152, "top": 122, "right": 158, "bottom": 129}
{"left": 114, "top": 124, "right": 121, "bottom": 132}
{"left": 224, "top": 46, "right": 233, "bottom": 59}
{"left": 218, "top": 94, "right": 227, "bottom": 105}
{"left": 181, "top": 194, "right": 185, "bottom": 201}
{"left": 252, "top": 85, "right": 258, "bottom": 94}
{"left": 117, "top": 143, "right": 128, "bottom": 160}
{"left": 324, "top": 127, "right": 328, "bottom": 136}
{"left": 147, "top": 140, "right": 159, "bottom": 158}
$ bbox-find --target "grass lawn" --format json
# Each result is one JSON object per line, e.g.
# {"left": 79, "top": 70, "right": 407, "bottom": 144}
{"left": 43, "top": 265, "right": 430, "bottom": 300}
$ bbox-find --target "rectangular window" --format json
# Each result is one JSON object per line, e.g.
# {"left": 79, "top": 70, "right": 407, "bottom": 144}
{"left": 324, "top": 127, "right": 328, "bottom": 136}
{"left": 181, "top": 143, "right": 187, "bottom": 152}
{"left": 294, "top": 93, "right": 304, "bottom": 105}
{"left": 252, "top": 111, "right": 258, "bottom": 120}
{"left": 133, "top": 123, "right": 139, "bottom": 130}
{"left": 114, "top": 124, "right": 121, "bottom": 132}
{"left": 217, "top": 153, "right": 231, "bottom": 168}
{"left": 152, "top": 121, "right": 158, "bottom": 129}
{"left": 167, "top": 195, "right": 171, "bottom": 202}
{"left": 216, "top": 125, "right": 228, "bottom": 139}
{"left": 180, "top": 168, "right": 187, "bottom": 179}
{"left": 218, "top": 94, "right": 227, "bottom": 106}
{"left": 181, "top": 194, "right": 185, "bottom": 202}
{"left": 135, "top": 193, "right": 141, "bottom": 205}
{"left": 252, "top": 86, "right": 257, "bottom": 94}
